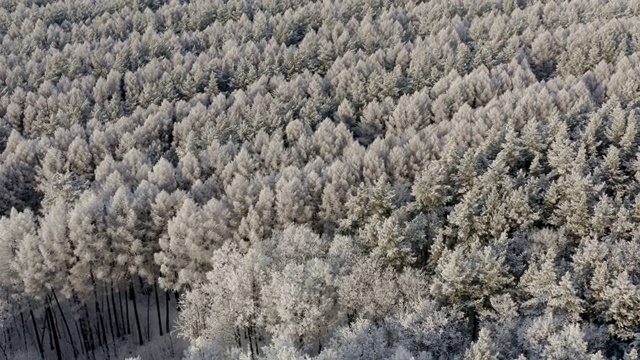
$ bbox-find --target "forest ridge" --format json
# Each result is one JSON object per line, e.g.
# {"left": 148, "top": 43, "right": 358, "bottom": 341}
{"left": 2, "top": 0, "right": 640, "bottom": 359}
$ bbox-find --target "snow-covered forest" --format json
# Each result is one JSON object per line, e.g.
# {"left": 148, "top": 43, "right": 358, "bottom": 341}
{"left": 2, "top": 0, "right": 640, "bottom": 358}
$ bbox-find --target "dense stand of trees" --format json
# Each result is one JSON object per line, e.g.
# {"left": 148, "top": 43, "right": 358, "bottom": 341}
{"left": 2, "top": 0, "right": 640, "bottom": 358}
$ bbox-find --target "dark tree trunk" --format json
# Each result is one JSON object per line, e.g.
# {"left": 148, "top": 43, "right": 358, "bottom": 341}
{"left": 82, "top": 304, "right": 95, "bottom": 354}
{"left": 93, "top": 309, "right": 102, "bottom": 348}
{"left": 0, "top": 329, "right": 9, "bottom": 360}
{"left": 106, "top": 292, "right": 115, "bottom": 343}
{"left": 146, "top": 288, "right": 151, "bottom": 341}
{"left": 89, "top": 272, "right": 108, "bottom": 355}
{"left": 52, "top": 291, "right": 78, "bottom": 358}
{"left": 45, "top": 306, "right": 63, "bottom": 360}
{"left": 130, "top": 281, "right": 144, "bottom": 346}
{"left": 124, "top": 288, "right": 131, "bottom": 335}
{"left": 235, "top": 327, "right": 240, "bottom": 348}
{"left": 75, "top": 320, "right": 85, "bottom": 355}
{"left": 6, "top": 326, "right": 12, "bottom": 353}
{"left": 29, "top": 309, "right": 43, "bottom": 359}
{"left": 46, "top": 307, "right": 54, "bottom": 351}
{"left": 39, "top": 317, "right": 47, "bottom": 352}
{"left": 154, "top": 282, "right": 163, "bottom": 337}
{"left": 110, "top": 286, "right": 121, "bottom": 338}
{"left": 247, "top": 327, "right": 254, "bottom": 359}
{"left": 96, "top": 299, "right": 109, "bottom": 357}
{"left": 20, "top": 312, "right": 28, "bottom": 351}
{"left": 468, "top": 306, "right": 479, "bottom": 342}
{"left": 165, "top": 291, "right": 170, "bottom": 334}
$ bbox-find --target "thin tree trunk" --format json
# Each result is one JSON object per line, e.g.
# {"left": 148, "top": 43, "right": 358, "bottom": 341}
{"left": 30, "top": 309, "right": 44, "bottom": 359}
{"left": 154, "top": 282, "right": 163, "bottom": 336}
{"left": 20, "top": 312, "right": 28, "bottom": 351}
{"left": 6, "top": 327, "right": 12, "bottom": 354}
{"left": 82, "top": 304, "right": 95, "bottom": 354}
{"left": 0, "top": 329, "right": 9, "bottom": 360}
{"left": 39, "top": 317, "right": 47, "bottom": 352}
{"left": 252, "top": 280, "right": 260, "bottom": 356}
{"left": 124, "top": 288, "right": 131, "bottom": 335}
{"left": 45, "top": 306, "right": 63, "bottom": 360}
{"left": 89, "top": 271, "right": 108, "bottom": 354}
{"left": 75, "top": 320, "right": 85, "bottom": 355}
{"left": 94, "top": 312, "right": 102, "bottom": 348}
{"left": 165, "top": 291, "right": 170, "bottom": 334}
{"left": 146, "top": 288, "right": 151, "bottom": 342}
{"left": 168, "top": 329, "right": 175, "bottom": 357}
{"left": 96, "top": 298, "right": 109, "bottom": 356}
{"left": 102, "top": 292, "right": 112, "bottom": 360}
{"left": 45, "top": 306, "right": 54, "bottom": 351}
{"left": 468, "top": 306, "right": 479, "bottom": 342}
{"left": 253, "top": 324, "right": 260, "bottom": 356}
{"left": 52, "top": 291, "right": 78, "bottom": 358}
{"left": 106, "top": 292, "right": 115, "bottom": 344}
{"left": 110, "top": 286, "right": 121, "bottom": 338}
{"left": 247, "top": 327, "right": 254, "bottom": 359}
{"left": 130, "top": 281, "right": 144, "bottom": 346}
{"left": 78, "top": 315, "right": 88, "bottom": 354}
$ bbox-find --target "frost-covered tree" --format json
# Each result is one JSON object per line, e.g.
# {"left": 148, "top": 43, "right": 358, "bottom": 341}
{"left": 4, "top": 0, "right": 640, "bottom": 358}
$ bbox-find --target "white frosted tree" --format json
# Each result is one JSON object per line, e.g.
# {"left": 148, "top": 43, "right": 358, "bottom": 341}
{"left": 148, "top": 157, "right": 178, "bottom": 193}
{"left": 262, "top": 258, "right": 338, "bottom": 353}
{"left": 275, "top": 166, "right": 313, "bottom": 226}
{"left": 157, "top": 196, "right": 228, "bottom": 291}
{"left": 464, "top": 328, "right": 497, "bottom": 360}
{"left": 67, "top": 135, "right": 93, "bottom": 180}
{"left": 105, "top": 186, "right": 140, "bottom": 281}
{"left": 38, "top": 198, "right": 76, "bottom": 297}
{"left": 178, "top": 242, "right": 266, "bottom": 355}
{"left": 68, "top": 191, "right": 109, "bottom": 298}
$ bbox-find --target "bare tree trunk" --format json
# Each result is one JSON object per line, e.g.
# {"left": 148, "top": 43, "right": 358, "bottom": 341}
{"left": 251, "top": 323, "right": 260, "bottom": 357}
{"left": 0, "top": 328, "right": 9, "bottom": 360}
{"left": 124, "top": 288, "right": 131, "bottom": 335}
{"left": 106, "top": 292, "right": 115, "bottom": 344}
{"left": 96, "top": 298, "right": 109, "bottom": 357}
{"left": 89, "top": 271, "right": 109, "bottom": 356}
{"left": 52, "top": 291, "right": 78, "bottom": 358}
{"left": 6, "top": 327, "right": 12, "bottom": 354}
{"left": 110, "top": 286, "right": 121, "bottom": 338}
{"left": 146, "top": 287, "right": 151, "bottom": 341}
{"left": 46, "top": 306, "right": 54, "bottom": 351}
{"left": 467, "top": 306, "right": 479, "bottom": 342}
{"left": 165, "top": 291, "right": 170, "bottom": 334}
{"left": 30, "top": 309, "right": 44, "bottom": 359}
{"left": 247, "top": 327, "right": 254, "bottom": 360}
{"left": 130, "top": 281, "right": 144, "bottom": 346}
{"left": 82, "top": 304, "right": 96, "bottom": 355}
{"left": 39, "top": 317, "right": 47, "bottom": 352}
{"left": 75, "top": 320, "right": 85, "bottom": 355}
{"left": 154, "top": 282, "right": 163, "bottom": 336}
{"left": 20, "top": 312, "right": 28, "bottom": 351}
{"left": 45, "top": 305, "right": 63, "bottom": 360}
{"left": 252, "top": 280, "right": 260, "bottom": 356}
{"left": 78, "top": 315, "right": 88, "bottom": 355}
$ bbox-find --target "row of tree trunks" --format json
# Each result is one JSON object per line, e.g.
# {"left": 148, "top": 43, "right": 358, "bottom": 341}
{"left": 5, "top": 280, "right": 173, "bottom": 359}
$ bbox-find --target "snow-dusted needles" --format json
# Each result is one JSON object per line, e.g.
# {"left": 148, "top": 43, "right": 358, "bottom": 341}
{"left": 1, "top": 0, "right": 640, "bottom": 358}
